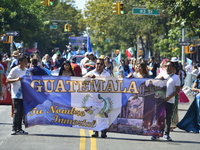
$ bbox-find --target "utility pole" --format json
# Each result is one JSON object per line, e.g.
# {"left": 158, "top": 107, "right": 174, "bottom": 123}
{"left": 10, "top": 36, "right": 14, "bottom": 54}
{"left": 181, "top": 28, "right": 185, "bottom": 66}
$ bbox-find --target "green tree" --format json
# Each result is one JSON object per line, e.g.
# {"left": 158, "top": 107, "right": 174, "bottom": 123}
{"left": 84, "top": 0, "right": 168, "bottom": 59}
{"left": 0, "top": 0, "right": 85, "bottom": 55}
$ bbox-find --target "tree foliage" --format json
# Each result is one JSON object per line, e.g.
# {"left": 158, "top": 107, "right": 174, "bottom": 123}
{"left": 1, "top": 0, "right": 199, "bottom": 59}
{"left": 0, "top": 0, "right": 84, "bottom": 55}
{"left": 84, "top": 0, "right": 169, "bottom": 58}
{"left": 83, "top": 0, "right": 200, "bottom": 59}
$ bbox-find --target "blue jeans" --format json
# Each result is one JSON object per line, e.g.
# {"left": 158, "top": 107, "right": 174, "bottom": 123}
{"left": 12, "top": 99, "right": 24, "bottom": 131}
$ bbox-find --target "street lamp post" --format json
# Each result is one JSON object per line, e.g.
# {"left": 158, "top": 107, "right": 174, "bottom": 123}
{"left": 181, "top": 28, "right": 186, "bottom": 66}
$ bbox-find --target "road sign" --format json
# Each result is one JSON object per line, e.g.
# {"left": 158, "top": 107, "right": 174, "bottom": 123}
{"left": 6, "top": 31, "right": 20, "bottom": 36}
{"left": 50, "top": 25, "right": 57, "bottom": 29}
{"left": 105, "top": 38, "right": 110, "bottom": 42}
{"left": 132, "top": 8, "right": 159, "bottom": 15}
{"left": 179, "top": 41, "right": 191, "bottom": 46}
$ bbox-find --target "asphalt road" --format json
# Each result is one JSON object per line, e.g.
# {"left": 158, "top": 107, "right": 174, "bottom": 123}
{"left": 0, "top": 94, "right": 200, "bottom": 150}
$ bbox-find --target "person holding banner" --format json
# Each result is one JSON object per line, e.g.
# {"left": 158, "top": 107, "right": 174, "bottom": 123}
{"left": 153, "top": 61, "right": 180, "bottom": 141}
{"left": 84, "top": 58, "right": 111, "bottom": 138}
{"left": 58, "top": 60, "right": 75, "bottom": 76}
{"left": 7, "top": 55, "right": 30, "bottom": 135}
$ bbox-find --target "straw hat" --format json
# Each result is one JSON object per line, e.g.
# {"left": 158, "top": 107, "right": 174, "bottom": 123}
{"left": 99, "top": 55, "right": 105, "bottom": 59}
{"left": 171, "top": 57, "right": 179, "bottom": 62}
{"left": 12, "top": 50, "right": 21, "bottom": 57}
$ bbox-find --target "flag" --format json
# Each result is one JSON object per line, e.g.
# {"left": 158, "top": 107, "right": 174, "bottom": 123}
{"left": 87, "top": 36, "right": 93, "bottom": 53}
{"left": 95, "top": 50, "right": 99, "bottom": 58}
{"left": 67, "top": 52, "right": 72, "bottom": 60}
{"left": 115, "top": 51, "right": 121, "bottom": 64}
{"left": 13, "top": 41, "right": 23, "bottom": 49}
{"left": 125, "top": 47, "right": 133, "bottom": 58}
{"left": 186, "top": 57, "right": 192, "bottom": 65}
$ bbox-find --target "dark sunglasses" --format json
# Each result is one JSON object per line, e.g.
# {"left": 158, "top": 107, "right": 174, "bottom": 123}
{"left": 96, "top": 63, "right": 104, "bottom": 66}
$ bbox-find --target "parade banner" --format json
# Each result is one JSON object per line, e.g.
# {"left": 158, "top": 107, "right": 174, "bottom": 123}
{"left": 68, "top": 36, "right": 87, "bottom": 47}
{"left": 22, "top": 76, "right": 167, "bottom": 137}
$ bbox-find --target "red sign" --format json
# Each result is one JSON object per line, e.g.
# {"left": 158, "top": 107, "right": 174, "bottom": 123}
{"left": 0, "top": 76, "right": 12, "bottom": 105}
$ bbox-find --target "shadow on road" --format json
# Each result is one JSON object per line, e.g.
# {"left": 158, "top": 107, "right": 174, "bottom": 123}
{"left": 0, "top": 123, "right": 12, "bottom": 125}
{"left": 28, "top": 133, "right": 200, "bottom": 144}
{"left": 178, "top": 109, "right": 188, "bottom": 111}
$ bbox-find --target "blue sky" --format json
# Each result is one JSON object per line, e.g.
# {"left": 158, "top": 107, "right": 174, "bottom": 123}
{"left": 74, "top": 0, "right": 86, "bottom": 10}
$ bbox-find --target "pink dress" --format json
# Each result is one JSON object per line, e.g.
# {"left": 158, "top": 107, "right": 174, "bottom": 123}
{"left": 179, "top": 89, "right": 189, "bottom": 103}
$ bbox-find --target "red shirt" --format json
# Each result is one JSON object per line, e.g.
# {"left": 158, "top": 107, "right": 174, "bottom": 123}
{"left": 71, "top": 63, "right": 82, "bottom": 77}
{"left": 1, "top": 62, "right": 7, "bottom": 71}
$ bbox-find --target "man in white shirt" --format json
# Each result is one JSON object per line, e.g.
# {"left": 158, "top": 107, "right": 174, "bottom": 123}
{"left": 152, "top": 61, "right": 180, "bottom": 141}
{"left": 84, "top": 58, "right": 111, "bottom": 138}
{"left": 7, "top": 55, "right": 30, "bottom": 135}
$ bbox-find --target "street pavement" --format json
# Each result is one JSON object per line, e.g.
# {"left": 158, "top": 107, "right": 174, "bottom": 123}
{"left": 0, "top": 94, "right": 200, "bottom": 150}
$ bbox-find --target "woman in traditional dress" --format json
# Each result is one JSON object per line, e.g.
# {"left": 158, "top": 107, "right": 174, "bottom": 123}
{"left": 177, "top": 73, "right": 200, "bottom": 133}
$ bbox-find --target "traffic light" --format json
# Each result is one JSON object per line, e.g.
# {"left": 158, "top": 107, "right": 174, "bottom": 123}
{"left": 68, "top": 25, "right": 72, "bottom": 32}
{"left": 41, "top": 0, "right": 53, "bottom": 6}
{"left": 138, "top": 49, "right": 143, "bottom": 56}
{"left": 189, "top": 45, "right": 196, "bottom": 52}
{"left": 119, "top": 1, "right": 124, "bottom": 14}
{"left": 112, "top": 2, "right": 120, "bottom": 14}
{"left": 115, "top": 50, "right": 120, "bottom": 54}
{"left": 49, "top": 0, "right": 54, "bottom": 5}
{"left": 64, "top": 24, "right": 69, "bottom": 32}
{"left": 41, "top": 0, "right": 49, "bottom": 6}
{"left": 0, "top": 34, "right": 12, "bottom": 43}
{"left": 185, "top": 45, "right": 196, "bottom": 54}
{"left": 102, "top": 30, "right": 107, "bottom": 35}
{"left": 99, "top": 38, "right": 103, "bottom": 42}
{"left": 0, "top": 35, "right": 7, "bottom": 42}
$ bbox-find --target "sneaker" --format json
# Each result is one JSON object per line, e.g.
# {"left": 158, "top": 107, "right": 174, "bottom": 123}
{"left": 17, "top": 129, "right": 28, "bottom": 135}
{"left": 91, "top": 131, "right": 99, "bottom": 137}
{"left": 151, "top": 136, "right": 159, "bottom": 140}
{"left": 22, "top": 120, "right": 25, "bottom": 125}
{"left": 11, "top": 130, "right": 17, "bottom": 135}
{"left": 163, "top": 134, "right": 172, "bottom": 141}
